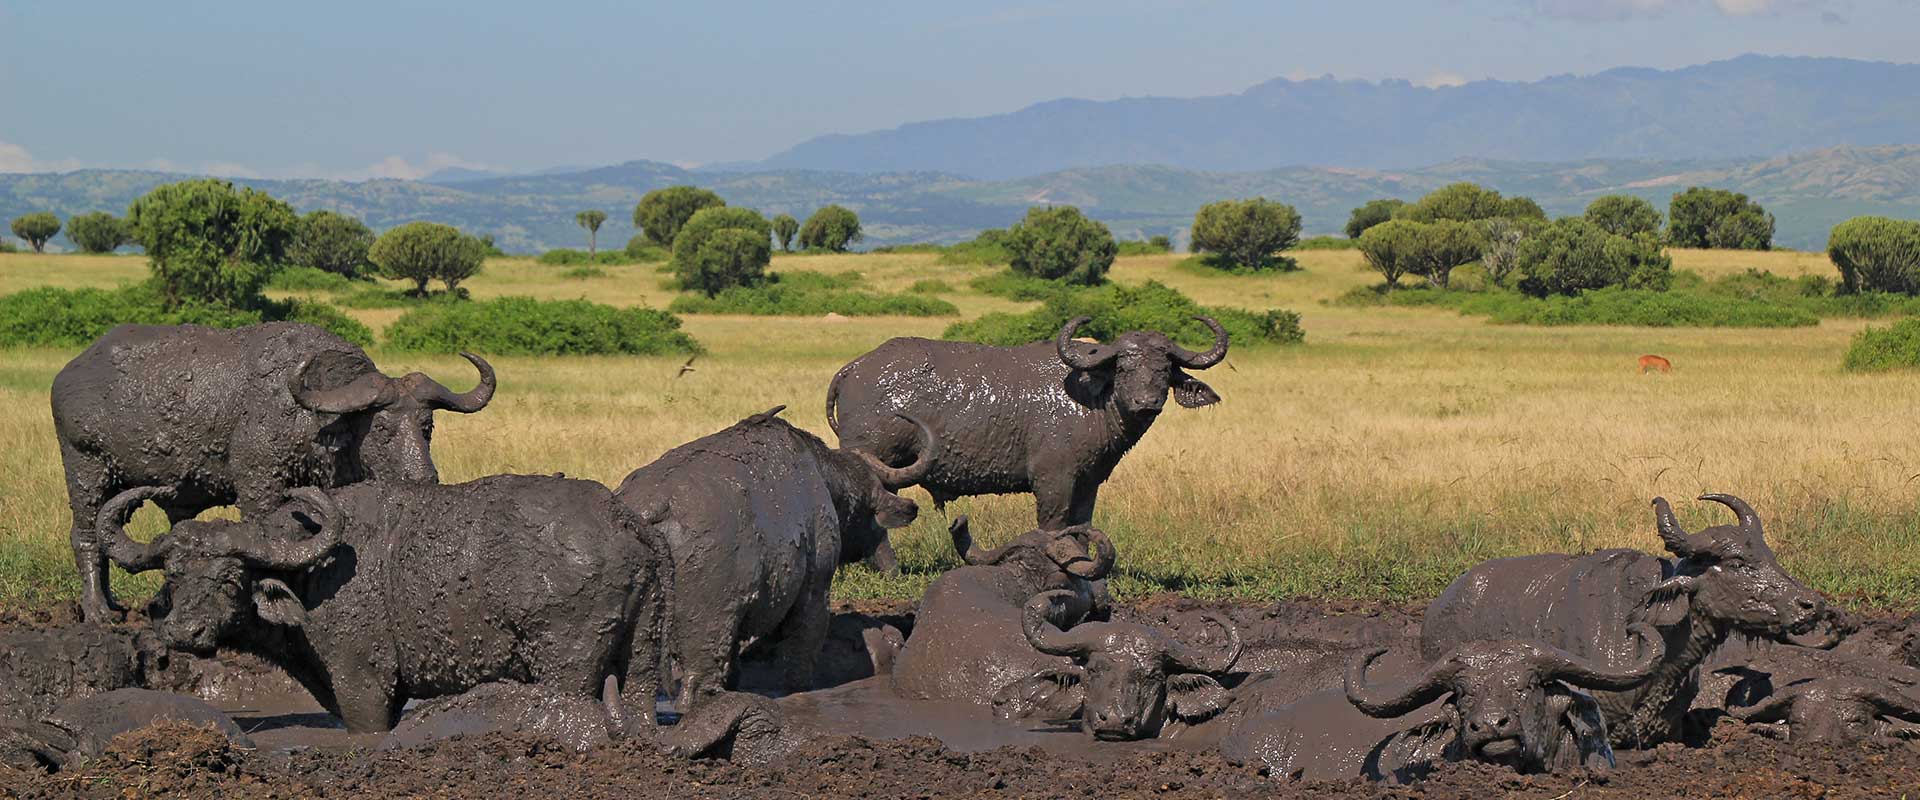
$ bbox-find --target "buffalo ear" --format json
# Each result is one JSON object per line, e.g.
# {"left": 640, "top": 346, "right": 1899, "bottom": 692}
{"left": 1165, "top": 673, "right": 1232, "bottom": 723}
{"left": 1644, "top": 591, "right": 1691, "bottom": 628}
{"left": 1555, "top": 684, "right": 1617, "bottom": 770}
{"left": 992, "top": 666, "right": 1086, "bottom": 722}
{"left": 1171, "top": 371, "right": 1220, "bottom": 409}
{"left": 252, "top": 578, "right": 307, "bottom": 628}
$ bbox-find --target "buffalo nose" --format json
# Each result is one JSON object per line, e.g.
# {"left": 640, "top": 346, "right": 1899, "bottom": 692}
{"left": 1796, "top": 598, "right": 1819, "bottom": 611}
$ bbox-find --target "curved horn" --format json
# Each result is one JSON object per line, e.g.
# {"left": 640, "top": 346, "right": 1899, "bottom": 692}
{"left": 857, "top": 413, "right": 935, "bottom": 490}
{"left": 950, "top": 516, "right": 1010, "bottom": 565}
{"left": 1165, "top": 613, "right": 1242, "bottom": 675}
{"left": 1168, "top": 316, "right": 1230, "bottom": 369}
{"left": 1728, "top": 684, "right": 1803, "bottom": 722}
{"left": 1074, "top": 527, "right": 1117, "bottom": 580}
{"left": 1055, "top": 317, "right": 1119, "bottom": 372}
{"left": 1536, "top": 623, "right": 1666, "bottom": 690}
{"left": 289, "top": 357, "right": 395, "bottom": 415}
{"left": 1021, "top": 591, "right": 1101, "bottom": 658}
{"left": 1698, "top": 493, "right": 1762, "bottom": 538}
{"left": 1346, "top": 647, "right": 1462, "bottom": 719}
{"left": 227, "top": 488, "right": 342, "bottom": 571}
{"left": 96, "top": 486, "right": 173, "bottom": 573}
{"left": 416, "top": 352, "right": 496, "bottom": 413}
{"left": 1651, "top": 497, "right": 1698, "bottom": 558}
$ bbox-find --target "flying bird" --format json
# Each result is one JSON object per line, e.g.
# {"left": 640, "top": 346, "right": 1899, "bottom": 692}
{"left": 675, "top": 355, "right": 698, "bottom": 379}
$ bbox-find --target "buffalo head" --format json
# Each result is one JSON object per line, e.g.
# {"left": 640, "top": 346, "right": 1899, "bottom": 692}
{"left": 809, "top": 406, "right": 935, "bottom": 571}
{"left": 1005, "top": 590, "right": 1241, "bottom": 740}
{"left": 1647, "top": 495, "right": 1838, "bottom": 647}
{"left": 1729, "top": 675, "right": 1920, "bottom": 744}
{"left": 97, "top": 486, "right": 340, "bottom": 654}
{"left": 1346, "top": 624, "right": 1664, "bottom": 772}
{"left": 289, "top": 351, "right": 495, "bottom": 483}
{"left": 950, "top": 515, "right": 1116, "bottom": 581}
{"left": 1055, "top": 316, "right": 1227, "bottom": 419}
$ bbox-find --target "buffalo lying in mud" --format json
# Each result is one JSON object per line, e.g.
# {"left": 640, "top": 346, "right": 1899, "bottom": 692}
{"left": 1421, "top": 494, "right": 1841, "bottom": 747}
{"left": 998, "top": 590, "right": 1242, "bottom": 741}
{"left": 1230, "top": 624, "right": 1663, "bottom": 783}
{"left": 1730, "top": 675, "right": 1920, "bottom": 743}
{"left": 615, "top": 406, "right": 933, "bottom": 713}
{"left": 827, "top": 316, "right": 1228, "bottom": 529}
{"left": 98, "top": 474, "right": 669, "bottom": 733}
{"left": 891, "top": 516, "right": 1115, "bottom": 705}
{"left": 52, "top": 322, "right": 494, "bottom": 622}
{"left": 2, "top": 689, "right": 252, "bottom": 772}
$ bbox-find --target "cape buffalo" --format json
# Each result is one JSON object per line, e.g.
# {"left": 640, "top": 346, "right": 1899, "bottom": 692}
{"left": 1729, "top": 675, "right": 1920, "bottom": 743}
{"left": 826, "top": 315, "right": 1228, "bottom": 529}
{"left": 1420, "top": 494, "right": 1842, "bottom": 747}
{"left": 52, "top": 322, "right": 494, "bottom": 622}
{"left": 1230, "top": 625, "right": 1661, "bottom": 782}
{"left": 614, "top": 406, "right": 933, "bottom": 713}
{"left": 96, "top": 474, "right": 669, "bottom": 734}
{"left": 1000, "top": 590, "right": 1242, "bottom": 741}
{"left": 890, "top": 516, "right": 1114, "bottom": 705}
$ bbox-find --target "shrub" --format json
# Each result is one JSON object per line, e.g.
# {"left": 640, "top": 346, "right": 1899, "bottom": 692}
{"left": 970, "top": 270, "right": 1068, "bottom": 301}
{"left": 1293, "top": 235, "right": 1359, "bottom": 251}
{"left": 1668, "top": 187, "right": 1772, "bottom": 250}
{"left": 289, "top": 210, "right": 375, "bottom": 277}
{"left": 126, "top": 179, "right": 298, "bottom": 308}
{"left": 1516, "top": 218, "right": 1672, "bottom": 297}
{"left": 1499, "top": 196, "right": 1547, "bottom": 221}
{"left": 270, "top": 298, "right": 376, "bottom": 347}
{"left": 0, "top": 238, "right": 17, "bottom": 253}
{"left": 575, "top": 209, "right": 608, "bottom": 257}
{"left": 66, "top": 213, "right": 132, "bottom": 254}
{"left": 333, "top": 285, "right": 463, "bottom": 309}
{"left": 370, "top": 222, "right": 485, "bottom": 296}
{"left": 672, "top": 207, "right": 773, "bottom": 297}
{"left": 770, "top": 269, "right": 864, "bottom": 290}
{"left": 1149, "top": 235, "right": 1172, "bottom": 251}
{"left": 667, "top": 284, "right": 958, "bottom": 317}
{"left": 1844, "top": 319, "right": 1920, "bottom": 372}
{"left": 1116, "top": 240, "right": 1171, "bottom": 256}
{"left": 624, "top": 237, "right": 670, "bottom": 263}
{"left": 909, "top": 278, "right": 954, "bottom": 294}
{"left": 1190, "top": 197, "right": 1302, "bottom": 270}
{"left": 385, "top": 296, "right": 700, "bottom": 356}
{"left": 9, "top": 212, "right": 61, "bottom": 253}
{"left": 1336, "top": 285, "right": 1817, "bottom": 328}
{"left": 633, "top": 186, "right": 724, "bottom": 248}
{"left": 266, "top": 265, "right": 355, "bottom": 292}
{"left": 538, "top": 248, "right": 650, "bottom": 266}
{"left": 0, "top": 283, "right": 370, "bottom": 348}
{"left": 1399, "top": 183, "right": 1507, "bottom": 223}
{"left": 1585, "top": 195, "right": 1662, "bottom": 238}
{"left": 1004, "top": 206, "right": 1116, "bottom": 286}
{"left": 560, "top": 266, "right": 608, "bottom": 279}
{"left": 772, "top": 214, "right": 800, "bottom": 252}
{"left": 1357, "top": 219, "right": 1421, "bottom": 288}
{"left": 1346, "top": 199, "right": 1406, "bottom": 239}
{"left": 944, "top": 280, "right": 1303, "bottom": 348}
{"left": 937, "top": 229, "right": 1013, "bottom": 265}
{"left": 1829, "top": 216, "right": 1920, "bottom": 295}
{"left": 797, "top": 205, "right": 863, "bottom": 252}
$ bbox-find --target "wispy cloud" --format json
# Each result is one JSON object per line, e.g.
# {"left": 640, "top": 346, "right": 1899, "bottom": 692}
{"left": 2, "top": 145, "right": 498, "bottom": 182}
{"left": 0, "top": 141, "right": 87, "bottom": 174}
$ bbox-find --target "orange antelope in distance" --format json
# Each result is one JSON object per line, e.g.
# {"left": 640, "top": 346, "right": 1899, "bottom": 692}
{"left": 1638, "top": 354, "right": 1673, "bottom": 374}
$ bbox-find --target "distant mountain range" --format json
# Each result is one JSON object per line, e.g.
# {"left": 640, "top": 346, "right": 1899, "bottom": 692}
{"left": 5, "top": 145, "right": 1919, "bottom": 253}
{"left": 754, "top": 55, "right": 1920, "bottom": 179}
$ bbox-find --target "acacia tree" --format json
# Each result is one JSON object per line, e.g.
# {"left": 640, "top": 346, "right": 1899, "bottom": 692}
{"left": 289, "top": 210, "right": 375, "bottom": 276}
{"left": 634, "top": 186, "right": 725, "bottom": 248}
{"left": 576, "top": 209, "right": 608, "bottom": 257}
{"left": 370, "top": 221, "right": 487, "bottom": 296}
{"left": 771, "top": 214, "right": 799, "bottom": 252}
{"left": 798, "top": 205, "right": 863, "bottom": 252}
{"left": 66, "top": 212, "right": 132, "bottom": 254}
{"left": 1190, "top": 197, "right": 1301, "bottom": 270}
{"left": 126, "top": 180, "right": 297, "bottom": 307}
{"left": 10, "top": 212, "right": 61, "bottom": 253}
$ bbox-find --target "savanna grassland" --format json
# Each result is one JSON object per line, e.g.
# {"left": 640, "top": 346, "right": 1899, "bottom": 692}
{"left": 3, "top": 246, "right": 1917, "bottom": 612}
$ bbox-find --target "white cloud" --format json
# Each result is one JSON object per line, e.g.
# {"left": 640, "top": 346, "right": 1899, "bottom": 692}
{"left": 2, "top": 145, "right": 498, "bottom": 182}
{"left": 338, "top": 152, "right": 495, "bottom": 181}
{"left": 0, "top": 141, "right": 87, "bottom": 174}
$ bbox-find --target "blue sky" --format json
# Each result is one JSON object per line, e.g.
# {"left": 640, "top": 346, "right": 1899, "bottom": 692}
{"left": 1, "top": 0, "right": 1912, "bottom": 178}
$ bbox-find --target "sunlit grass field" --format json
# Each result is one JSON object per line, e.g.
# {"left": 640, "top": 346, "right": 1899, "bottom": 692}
{"left": 4, "top": 246, "right": 1917, "bottom": 611}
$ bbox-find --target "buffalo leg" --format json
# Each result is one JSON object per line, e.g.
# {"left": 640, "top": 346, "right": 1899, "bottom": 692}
{"left": 1032, "top": 472, "right": 1080, "bottom": 530}
{"left": 673, "top": 602, "right": 744, "bottom": 714}
{"left": 61, "top": 445, "right": 118, "bottom": 622}
{"left": 769, "top": 572, "right": 833, "bottom": 693}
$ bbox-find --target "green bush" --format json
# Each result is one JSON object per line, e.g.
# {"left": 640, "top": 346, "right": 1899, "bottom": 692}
{"left": 798, "top": 205, "right": 863, "bottom": 252}
{"left": 1357, "top": 219, "right": 1420, "bottom": 288}
{"left": 1844, "top": 319, "right": 1920, "bottom": 372}
{"left": 936, "top": 230, "right": 1013, "bottom": 265}
{"left": 1115, "top": 240, "right": 1172, "bottom": 257}
{"left": 127, "top": 179, "right": 297, "bottom": 308}
{"left": 538, "top": 248, "right": 651, "bottom": 266}
{"left": 560, "top": 266, "right": 608, "bottom": 279}
{"left": 1499, "top": 196, "right": 1547, "bottom": 221}
{"left": 289, "top": 210, "right": 375, "bottom": 277}
{"left": 1516, "top": 218, "right": 1672, "bottom": 297}
{"left": 66, "top": 213, "right": 132, "bottom": 254}
{"left": 671, "top": 207, "right": 773, "bottom": 297}
{"left": 266, "top": 265, "right": 355, "bottom": 292}
{"left": 370, "top": 221, "right": 486, "bottom": 296}
{"left": 970, "top": 270, "right": 1067, "bottom": 301}
{"left": 1585, "top": 195, "right": 1663, "bottom": 238}
{"left": 1399, "top": 184, "right": 1508, "bottom": 223}
{"left": 944, "top": 280, "right": 1303, "bottom": 348}
{"left": 1336, "top": 285, "right": 1816, "bottom": 328}
{"left": 770, "top": 270, "right": 864, "bottom": 290}
{"left": 332, "top": 285, "right": 465, "bottom": 309}
{"left": 0, "top": 238, "right": 18, "bottom": 253}
{"left": 1829, "top": 216, "right": 1920, "bottom": 294}
{"left": 1668, "top": 187, "right": 1773, "bottom": 250}
{"left": 1293, "top": 235, "right": 1359, "bottom": 251}
{"left": 623, "top": 237, "right": 670, "bottom": 263}
{"left": 1190, "top": 197, "right": 1302, "bottom": 271}
{"left": 1149, "top": 235, "right": 1173, "bottom": 251}
{"left": 9, "top": 212, "right": 61, "bottom": 253}
{"left": 1346, "top": 199, "right": 1406, "bottom": 240}
{"left": 668, "top": 284, "right": 958, "bottom": 317}
{"left": 385, "top": 296, "right": 700, "bottom": 356}
{"left": 634, "top": 186, "right": 725, "bottom": 248}
{"left": 1004, "top": 206, "right": 1115, "bottom": 286}
{"left": 0, "top": 283, "right": 370, "bottom": 348}
{"left": 909, "top": 279, "right": 954, "bottom": 294}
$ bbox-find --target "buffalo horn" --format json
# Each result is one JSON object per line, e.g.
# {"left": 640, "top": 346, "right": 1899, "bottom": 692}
{"left": 97, "top": 486, "right": 174, "bottom": 573}
{"left": 1535, "top": 622, "right": 1665, "bottom": 691}
{"left": 1651, "top": 497, "right": 1698, "bottom": 558}
{"left": 1346, "top": 647, "right": 1462, "bottom": 718}
{"left": 857, "top": 413, "right": 936, "bottom": 489}
{"left": 1165, "top": 613, "right": 1243, "bottom": 675}
{"left": 1021, "top": 590, "right": 1100, "bottom": 658}
{"left": 1055, "top": 317, "right": 1120, "bottom": 371}
{"left": 228, "top": 488, "right": 342, "bottom": 571}
{"left": 289, "top": 358, "right": 396, "bottom": 414}
{"left": 415, "top": 352, "right": 496, "bottom": 413}
{"left": 1168, "top": 316, "right": 1230, "bottom": 369}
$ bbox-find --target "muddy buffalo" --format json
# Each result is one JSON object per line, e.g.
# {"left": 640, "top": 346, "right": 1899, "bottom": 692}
{"left": 615, "top": 406, "right": 933, "bottom": 713}
{"left": 52, "top": 322, "right": 494, "bottom": 622}
{"left": 999, "top": 590, "right": 1241, "bottom": 740}
{"left": 826, "top": 316, "right": 1227, "bottom": 529}
{"left": 1230, "top": 626, "right": 1662, "bottom": 782}
{"left": 1420, "top": 494, "right": 1841, "bottom": 747}
{"left": 1730, "top": 675, "right": 1920, "bottom": 743}
{"left": 891, "top": 516, "right": 1114, "bottom": 705}
{"left": 98, "top": 474, "right": 669, "bottom": 733}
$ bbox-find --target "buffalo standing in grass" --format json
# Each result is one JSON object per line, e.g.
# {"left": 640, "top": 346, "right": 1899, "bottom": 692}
{"left": 97, "top": 474, "right": 669, "bottom": 733}
{"left": 614, "top": 406, "right": 933, "bottom": 713}
{"left": 52, "top": 322, "right": 494, "bottom": 622}
{"left": 826, "top": 316, "right": 1228, "bottom": 529}
{"left": 1420, "top": 494, "right": 1842, "bottom": 747}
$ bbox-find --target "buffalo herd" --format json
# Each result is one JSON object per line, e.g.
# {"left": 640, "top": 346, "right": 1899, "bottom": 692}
{"left": 10, "top": 315, "right": 1918, "bottom": 782}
